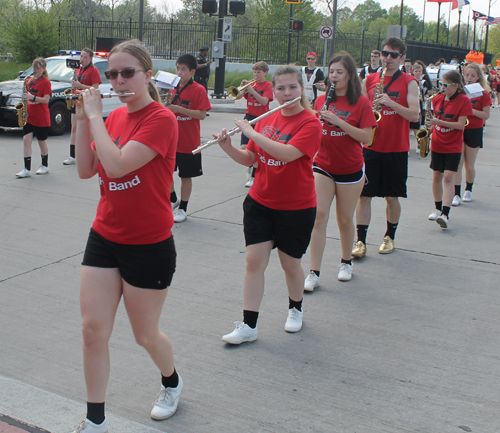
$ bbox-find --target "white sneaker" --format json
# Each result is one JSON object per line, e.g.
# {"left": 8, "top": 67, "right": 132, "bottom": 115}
{"left": 36, "top": 165, "right": 49, "bottom": 175}
{"left": 245, "top": 177, "right": 254, "bottom": 188}
{"left": 70, "top": 418, "right": 108, "bottom": 433}
{"left": 173, "top": 208, "right": 187, "bottom": 223}
{"left": 150, "top": 375, "right": 183, "bottom": 420}
{"left": 171, "top": 198, "right": 180, "bottom": 210}
{"left": 436, "top": 214, "right": 449, "bottom": 229}
{"left": 304, "top": 271, "right": 319, "bottom": 292}
{"left": 63, "top": 156, "right": 76, "bottom": 165}
{"left": 451, "top": 195, "right": 461, "bottom": 206}
{"left": 416, "top": 147, "right": 420, "bottom": 154}
{"left": 284, "top": 307, "right": 303, "bottom": 333}
{"left": 222, "top": 321, "right": 257, "bottom": 344}
{"left": 16, "top": 168, "right": 31, "bottom": 178}
{"left": 462, "top": 190, "right": 472, "bottom": 202}
{"left": 428, "top": 209, "right": 441, "bottom": 221}
{"left": 338, "top": 263, "right": 353, "bottom": 281}
{"left": 246, "top": 166, "right": 252, "bottom": 180}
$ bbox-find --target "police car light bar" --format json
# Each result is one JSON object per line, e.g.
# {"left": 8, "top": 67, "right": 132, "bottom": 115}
{"left": 59, "top": 50, "right": 81, "bottom": 56}
{"left": 95, "top": 52, "right": 108, "bottom": 57}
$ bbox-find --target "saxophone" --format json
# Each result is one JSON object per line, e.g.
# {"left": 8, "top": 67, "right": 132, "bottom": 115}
{"left": 64, "top": 67, "right": 78, "bottom": 110}
{"left": 15, "top": 76, "right": 30, "bottom": 127}
{"left": 366, "top": 67, "right": 387, "bottom": 147}
{"left": 416, "top": 91, "right": 441, "bottom": 158}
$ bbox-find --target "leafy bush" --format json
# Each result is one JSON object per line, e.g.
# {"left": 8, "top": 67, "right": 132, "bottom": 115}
{"left": 0, "top": 61, "right": 31, "bottom": 82}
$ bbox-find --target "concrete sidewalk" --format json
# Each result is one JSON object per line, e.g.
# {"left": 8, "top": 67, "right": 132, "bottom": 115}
{"left": 0, "top": 106, "right": 499, "bottom": 433}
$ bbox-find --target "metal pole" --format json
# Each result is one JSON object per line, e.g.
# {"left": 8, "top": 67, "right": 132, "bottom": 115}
{"left": 287, "top": 4, "right": 293, "bottom": 64}
{"left": 421, "top": 0, "right": 426, "bottom": 42}
{"left": 485, "top": 0, "right": 492, "bottom": 52}
{"left": 322, "top": 38, "right": 327, "bottom": 77}
{"left": 138, "top": 0, "right": 144, "bottom": 41}
{"left": 329, "top": 0, "right": 338, "bottom": 57}
{"left": 457, "top": 10, "right": 461, "bottom": 46}
{"left": 447, "top": 2, "right": 451, "bottom": 45}
{"left": 473, "top": 17, "right": 476, "bottom": 50}
{"left": 399, "top": 0, "right": 404, "bottom": 27}
{"left": 466, "top": 8, "right": 470, "bottom": 48}
{"left": 436, "top": 2, "right": 441, "bottom": 44}
{"left": 214, "top": 0, "right": 228, "bottom": 98}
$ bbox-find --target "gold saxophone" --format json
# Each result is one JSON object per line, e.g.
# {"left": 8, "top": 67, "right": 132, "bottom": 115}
{"left": 416, "top": 92, "right": 440, "bottom": 158}
{"left": 64, "top": 67, "right": 78, "bottom": 110}
{"left": 367, "top": 67, "right": 387, "bottom": 147}
{"left": 15, "top": 76, "right": 30, "bottom": 127}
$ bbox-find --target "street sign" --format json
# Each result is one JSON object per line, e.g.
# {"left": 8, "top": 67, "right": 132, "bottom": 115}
{"left": 285, "top": 0, "right": 301, "bottom": 3}
{"left": 320, "top": 26, "right": 333, "bottom": 40}
{"left": 222, "top": 17, "right": 232, "bottom": 42}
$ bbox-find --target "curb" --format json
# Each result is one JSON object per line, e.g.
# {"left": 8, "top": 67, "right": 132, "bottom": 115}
{"left": 0, "top": 414, "right": 51, "bottom": 433}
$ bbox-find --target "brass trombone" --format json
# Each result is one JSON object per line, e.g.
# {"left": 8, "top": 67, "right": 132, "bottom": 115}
{"left": 227, "top": 79, "right": 257, "bottom": 100}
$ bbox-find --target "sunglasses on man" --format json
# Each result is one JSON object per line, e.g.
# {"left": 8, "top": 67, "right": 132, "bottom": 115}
{"left": 104, "top": 68, "right": 147, "bottom": 80}
{"left": 381, "top": 50, "right": 402, "bottom": 59}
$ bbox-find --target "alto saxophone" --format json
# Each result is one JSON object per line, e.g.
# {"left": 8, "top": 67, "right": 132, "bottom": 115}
{"left": 64, "top": 67, "right": 78, "bottom": 110}
{"left": 367, "top": 67, "right": 387, "bottom": 147}
{"left": 15, "top": 76, "right": 30, "bottom": 127}
{"left": 416, "top": 91, "right": 441, "bottom": 158}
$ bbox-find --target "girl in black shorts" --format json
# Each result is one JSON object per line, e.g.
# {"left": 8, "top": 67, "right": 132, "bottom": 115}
{"left": 71, "top": 40, "right": 181, "bottom": 433}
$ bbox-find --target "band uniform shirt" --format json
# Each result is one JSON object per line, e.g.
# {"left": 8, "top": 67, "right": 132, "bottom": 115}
{"left": 431, "top": 93, "right": 473, "bottom": 154}
{"left": 301, "top": 67, "right": 325, "bottom": 102}
{"left": 359, "top": 65, "right": 382, "bottom": 80}
{"left": 314, "top": 94, "right": 377, "bottom": 175}
{"left": 170, "top": 81, "right": 212, "bottom": 153}
{"left": 76, "top": 64, "right": 102, "bottom": 86}
{"left": 466, "top": 90, "right": 491, "bottom": 129}
{"left": 365, "top": 70, "right": 416, "bottom": 153}
{"left": 246, "top": 109, "right": 322, "bottom": 211}
{"left": 244, "top": 81, "right": 274, "bottom": 117}
{"left": 27, "top": 77, "right": 51, "bottom": 127}
{"left": 92, "top": 101, "right": 178, "bottom": 244}
{"left": 194, "top": 54, "right": 210, "bottom": 80}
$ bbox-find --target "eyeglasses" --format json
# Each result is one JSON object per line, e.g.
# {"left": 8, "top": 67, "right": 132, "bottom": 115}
{"left": 104, "top": 68, "right": 147, "bottom": 80}
{"left": 381, "top": 50, "right": 402, "bottom": 59}
{"left": 306, "top": 57, "right": 315, "bottom": 61}
{"left": 439, "top": 81, "right": 457, "bottom": 88}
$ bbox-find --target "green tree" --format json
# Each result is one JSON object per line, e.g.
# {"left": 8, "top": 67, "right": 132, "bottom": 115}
{"left": 487, "top": 24, "right": 500, "bottom": 63}
{"left": 174, "top": 0, "right": 213, "bottom": 24}
{"left": 368, "top": 17, "right": 390, "bottom": 37}
{"left": 252, "top": 0, "right": 322, "bottom": 31}
{"left": 387, "top": 5, "right": 422, "bottom": 40}
{"left": 351, "top": 0, "right": 387, "bottom": 24}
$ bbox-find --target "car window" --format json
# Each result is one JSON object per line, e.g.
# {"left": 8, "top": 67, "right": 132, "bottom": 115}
{"left": 95, "top": 61, "right": 110, "bottom": 84}
{"left": 21, "top": 59, "right": 75, "bottom": 82}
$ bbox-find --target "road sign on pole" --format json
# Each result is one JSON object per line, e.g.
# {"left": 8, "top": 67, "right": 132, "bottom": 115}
{"left": 222, "top": 17, "right": 232, "bottom": 42}
{"left": 320, "top": 26, "right": 333, "bottom": 40}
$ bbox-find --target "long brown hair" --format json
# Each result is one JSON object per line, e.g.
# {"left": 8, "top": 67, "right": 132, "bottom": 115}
{"left": 443, "top": 70, "right": 466, "bottom": 95}
{"left": 465, "top": 63, "right": 491, "bottom": 91}
{"left": 109, "top": 39, "right": 161, "bottom": 103}
{"left": 328, "top": 51, "right": 361, "bottom": 105}
{"left": 32, "top": 58, "right": 49, "bottom": 79}
{"left": 272, "top": 65, "right": 313, "bottom": 113}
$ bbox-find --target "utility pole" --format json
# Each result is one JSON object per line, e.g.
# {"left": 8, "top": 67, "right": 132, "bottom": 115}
{"left": 329, "top": 0, "right": 338, "bottom": 58}
{"left": 214, "top": 0, "right": 228, "bottom": 98}
{"left": 138, "top": 0, "right": 144, "bottom": 41}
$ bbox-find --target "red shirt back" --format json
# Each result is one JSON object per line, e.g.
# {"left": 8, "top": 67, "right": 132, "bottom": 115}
{"left": 77, "top": 64, "right": 102, "bottom": 86}
{"left": 170, "top": 81, "right": 212, "bottom": 153}
{"left": 92, "top": 102, "right": 178, "bottom": 244}
{"left": 466, "top": 90, "right": 491, "bottom": 129}
{"left": 244, "top": 81, "right": 274, "bottom": 117}
{"left": 27, "top": 77, "right": 51, "bottom": 127}
{"left": 365, "top": 71, "right": 416, "bottom": 152}
{"left": 314, "top": 94, "right": 376, "bottom": 175}
{"left": 431, "top": 93, "right": 473, "bottom": 154}
{"left": 246, "top": 109, "right": 322, "bottom": 210}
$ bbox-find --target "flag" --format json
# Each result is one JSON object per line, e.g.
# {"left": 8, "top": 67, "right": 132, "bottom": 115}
{"left": 473, "top": 10, "right": 489, "bottom": 20}
{"left": 485, "top": 17, "right": 500, "bottom": 25}
{"left": 452, "top": 0, "right": 470, "bottom": 10}
{"left": 427, "top": 0, "right": 453, "bottom": 3}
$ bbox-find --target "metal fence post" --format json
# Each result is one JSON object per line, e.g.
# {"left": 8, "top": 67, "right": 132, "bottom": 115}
{"left": 129, "top": 17, "right": 132, "bottom": 39}
{"left": 91, "top": 17, "right": 94, "bottom": 50}
{"left": 169, "top": 18, "right": 174, "bottom": 60}
{"left": 295, "top": 30, "right": 300, "bottom": 63}
{"left": 255, "top": 23, "right": 260, "bottom": 62}
{"left": 360, "top": 29, "right": 365, "bottom": 65}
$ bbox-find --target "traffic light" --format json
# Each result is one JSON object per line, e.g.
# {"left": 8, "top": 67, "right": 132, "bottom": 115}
{"left": 202, "top": 0, "right": 217, "bottom": 15}
{"left": 229, "top": 1, "right": 245, "bottom": 16}
{"left": 292, "top": 20, "right": 304, "bottom": 31}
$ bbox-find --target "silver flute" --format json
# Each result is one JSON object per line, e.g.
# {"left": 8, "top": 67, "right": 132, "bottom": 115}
{"left": 192, "top": 96, "right": 302, "bottom": 154}
{"left": 64, "top": 92, "right": 135, "bottom": 100}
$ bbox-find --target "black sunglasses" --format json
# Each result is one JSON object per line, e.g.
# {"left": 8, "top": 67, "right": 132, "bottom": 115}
{"left": 381, "top": 50, "right": 402, "bottom": 59}
{"left": 104, "top": 68, "right": 147, "bottom": 80}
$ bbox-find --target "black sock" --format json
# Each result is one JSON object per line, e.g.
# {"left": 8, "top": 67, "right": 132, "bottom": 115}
{"left": 170, "top": 191, "right": 178, "bottom": 203}
{"left": 179, "top": 200, "right": 188, "bottom": 212}
{"left": 86, "top": 402, "right": 105, "bottom": 425}
{"left": 384, "top": 221, "right": 398, "bottom": 240}
{"left": 466, "top": 181, "right": 474, "bottom": 192}
{"left": 435, "top": 201, "right": 442, "bottom": 211}
{"left": 24, "top": 157, "right": 31, "bottom": 171}
{"left": 70, "top": 144, "right": 75, "bottom": 158}
{"left": 289, "top": 297, "right": 302, "bottom": 312}
{"left": 251, "top": 166, "right": 256, "bottom": 177}
{"left": 442, "top": 206, "right": 450, "bottom": 217}
{"left": 454, "top": 185, "right": 461, "bottom": 196}
{"left": 162, "top": 369, "right": 179, "bottom": 389}
{"left": 311, "top": 270, "right": 320, "bottom": 277}
{"left": 341, "top": 258, "right": 352, "bottom": 265}
{"left": 41, "top": 154, "right": 48, "bottom": 167}
{"left": 356, "top": 224, "right": 368, "bottom": 244}
{"left": 243, "top": 310, "right": 259, "bottom": 329}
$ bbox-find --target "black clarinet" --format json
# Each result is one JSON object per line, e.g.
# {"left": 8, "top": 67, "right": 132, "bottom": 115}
{"left": 322, "top": 81, "right": 336, "bottom": 111}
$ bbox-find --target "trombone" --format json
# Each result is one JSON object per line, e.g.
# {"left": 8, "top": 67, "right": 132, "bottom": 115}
{"left": 227, "top": 79, "right": 257, "bottom": 100}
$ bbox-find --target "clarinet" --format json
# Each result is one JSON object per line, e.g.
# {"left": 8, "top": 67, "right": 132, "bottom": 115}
{"left": 322, "top": 81, "right": 336, "bottom": 112}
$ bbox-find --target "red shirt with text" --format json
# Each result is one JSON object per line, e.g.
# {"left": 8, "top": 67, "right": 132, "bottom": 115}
{"left": 77, "top": 64, "right": 102, "bottom": 86}
{"left": 244, "top": 81, "right": 274, "bottom": 117}
{"left": 27, "top": 77, "right": 51, "bottom": 127}
{"left": 466, "top": 90, "right": 491, "bottom": 129}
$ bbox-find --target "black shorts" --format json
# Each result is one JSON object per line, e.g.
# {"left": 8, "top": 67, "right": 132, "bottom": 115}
{"left": 429, "top": 151, "right": 461, "bottom": 173}
{"left": 409, "top": 120, "right": 421, "bottom": 130}
{"left": 463, "top": 128, "right": 483, "bottom": 149}
{"left": 82, "top": 228, "right": 176, "bottom": 289}
{"left": 240, "top": 114, "right": 257, "bottom": 146}
{"left": 23, "top": 123, "right": 49, "bottom": 141}
{"left": 243, "top": 195, "right": 316, "bottom": 259}
{"left": 496, "top": 84, "right": 500, "bottom": 92}
{"left": 175, "top": 152, "right": 203, "bottom": 178}
{"left": 361, "top": 148, "right": 408, "bottom": 198}
{"left": 313, "top": 163, "right": 364, "bottom": 184}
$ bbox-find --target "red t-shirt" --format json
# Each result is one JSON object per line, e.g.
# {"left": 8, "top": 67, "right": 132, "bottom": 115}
{"left": 314, "top": 94, "right": 376, "bottom": 175}
{"left": 466, "top": 90, "right": 491, "bottom": 129}
{"left": 365, "top": 70, "right": 416, "bottom": 152}
{"left": 431, "top": 93, "right": 473, "bottom": 154}
{"left": 77, "top": 64, "right": 102, "bottom": 86}
{"left": 244, "top": 81, "right": 274, "bottom": 117}
{"left": 27, "top": 76, "right": 51, "bottom": 127}
{"left": 170, "top": 81, "right": 211, "bottom": 153}
{"left": 246, "top": 109, "right": 322, "bottom": 210}
{"left": 92, "top": 101, "right": 178, "bottom": 244}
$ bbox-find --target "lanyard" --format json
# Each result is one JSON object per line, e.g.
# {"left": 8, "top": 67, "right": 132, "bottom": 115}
{"left": 77, "top": 64, "right": 91, "bottom": 82}
{"left": 382, "top": 69, "right": 402, "bottom": 93}
{"left": 170, "top": 78, "right": 193, "bottom": 106}
{"left": 435, "top": 91, "right": 459, "bottom": 119}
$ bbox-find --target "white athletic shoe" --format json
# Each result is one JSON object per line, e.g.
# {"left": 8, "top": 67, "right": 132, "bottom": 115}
{"left": 16, "top": 168, "right": 31, "bottom": 178}
{"left": 222, "top": 321, "right": 258, "bottom": 344}
{"left": 70, "top": 418, "right": 108, "bottom": 433}
{"left": 171, "top": 198, "right": 180, "bottom": 210}
{"left": 173, "top": 208, "right": 187, "bottom": 223}
{"left": 284, "top": 308, "right": 303, "bottom": 333}
{"left": 36, "top": 165, "right": 49, "bottom": 175}
{"left": 63, "top": 156, "right": 76, "bottom": 165}
{"left": 150, "top": 375, "right": 183, "bottom": 420}
{"left": 436, "top": 214, "right": 449, "bottom": 229}
{"left": 428, "top": 209, "right": 442, "bottom": 221}
{"left": 337, "top": 263, "right": 353, "bottom": 281}
{"left": 304, "top": 271, "right": 320, "bottom": 292}
{"left": 462, "top": 190, "right": 472, "bottom": 202}
{"left": 451, "top": 195, "right": 461, "bottom": 206}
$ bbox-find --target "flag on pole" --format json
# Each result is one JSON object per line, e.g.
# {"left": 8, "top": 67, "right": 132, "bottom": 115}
{"left": 485, "top": 17, "right": 500, "bottom": 25}
{"left": 427, "top": 0, "right": 453, "bottom": 3}
{"left": 473, "top": 10, "right": 489, "bottom": 20}
{"left": 451, "top": 0, "right": 470, "bottom": 10}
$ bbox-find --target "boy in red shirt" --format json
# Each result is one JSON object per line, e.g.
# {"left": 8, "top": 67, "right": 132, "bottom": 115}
{"left": 236, "top": 61, "right": 274, "bottom": 187}
{"left": 167, "top": 54, "right": 211, "bottom": 223}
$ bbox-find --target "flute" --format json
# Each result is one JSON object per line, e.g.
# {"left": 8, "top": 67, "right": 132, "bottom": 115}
{"left": 192, "top": 96, "right": 301, "bottom": 154}
{"left": 64, "top": 92, "right": 135, "bottom": 100}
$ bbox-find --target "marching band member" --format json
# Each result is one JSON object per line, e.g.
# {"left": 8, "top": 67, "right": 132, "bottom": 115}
{"left": 352, "top": 37, "right": 419, "bottom": 257}
{"left": 427, "top": 70, "right": 472, "bottom": 229}
{"left": 301, "top": 52, "right": 326, "bottom": 105}
{"left": 65, "top": 48, "right": 101, "bottom": 165}
{"left": 452, "top": 63, "right": 490, "bottom": 206}
{"left": 304, "top": 52, "right": 376, "bottom": 290}
{"left": 216, "top": 65, "right": 322, "bottom": 344}
{"left": 72, "top": 39, "right": 181, "bottom": 432}
{"left": 16, "top": 58, "right": 52, "bottom": 178}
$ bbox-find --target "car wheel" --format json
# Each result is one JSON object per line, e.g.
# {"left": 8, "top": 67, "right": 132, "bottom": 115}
{"left": 48, "top": 101, "right": 69, "bottom": 136}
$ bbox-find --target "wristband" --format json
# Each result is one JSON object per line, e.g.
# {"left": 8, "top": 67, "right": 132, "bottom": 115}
{"left": 33, "top": 95, "right": 36, "bottom": 102}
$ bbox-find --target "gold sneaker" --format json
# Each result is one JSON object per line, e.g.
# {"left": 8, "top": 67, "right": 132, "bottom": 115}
{"left": 351, "top": 241, "right": 367, "bottom": 258}
{"left": 378, "top": 236, "right": 394, "bottom": 254}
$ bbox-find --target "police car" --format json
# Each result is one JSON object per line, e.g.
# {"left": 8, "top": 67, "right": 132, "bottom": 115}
{"left": 0, "top": 51, "right": 125, "bottom": 135}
